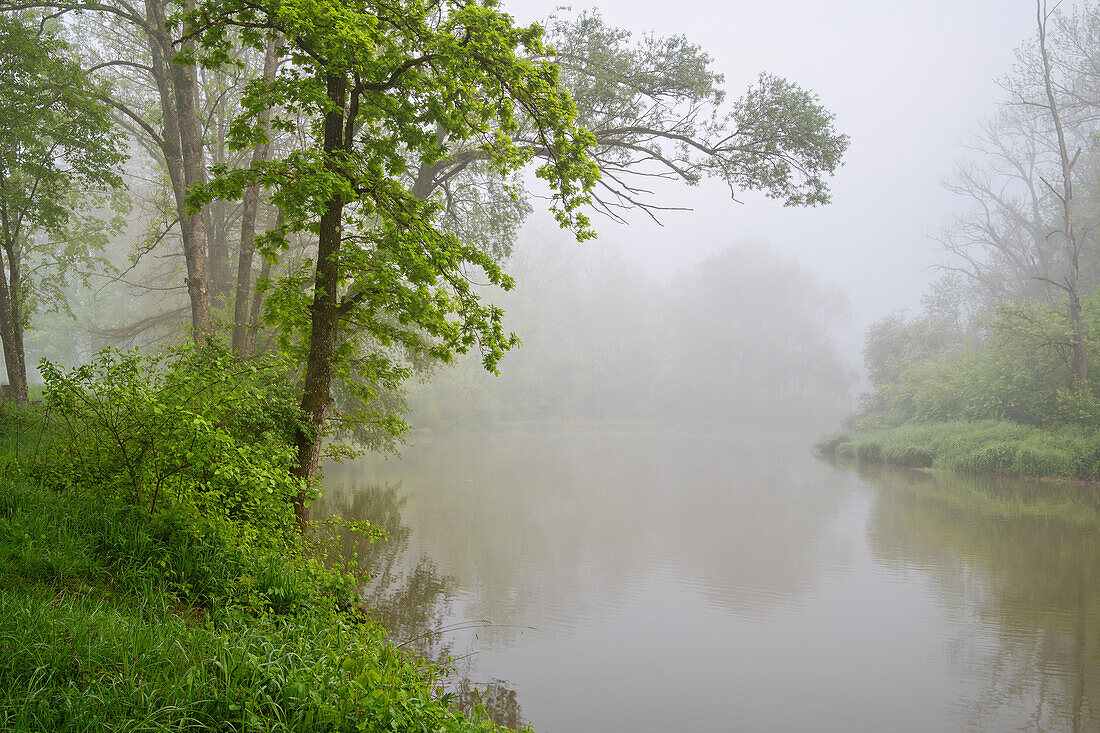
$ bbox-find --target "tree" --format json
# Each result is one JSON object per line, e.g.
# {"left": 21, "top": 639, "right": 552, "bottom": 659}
{"left": 939, "top": 1, "right": 1100, "bottom": 389}
{"left": 1034, "top": 0, "right": 1088, "bottom": 387}
{"left": 408, "top": 10, "right": 849, "bottom": 234}
{"left": 0, "top": 14, "right": 124, "bottom": 402}
{"left": 662, "top": 245, "right": 853, "bottom": 424}
{"left": 3, "top": 0, "right": 225, "bottom": 342}
{"left": 184, "top": 0, "right": 599, "bottom": 523}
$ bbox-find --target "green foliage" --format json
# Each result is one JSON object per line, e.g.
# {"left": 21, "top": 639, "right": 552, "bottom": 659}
{"left": 825, "top": 420, "right": 1100, "bottom": 480}
{"left": 881, "top": 444, "right": 934, "bottom": 468}
{"left": 544, "top": 11, "right": 849, "bottom": 210}
{"left": 30, "top": 346, "right": 368, "bottom": 616}
{"left": 184, "top": 0, "right": 598, "bottom": 376}
{"left": 0, "top": 562, "right": 511, "bottom": 732}
{"left": 39, "top": 346, "right": 304, "bottom": 525}
{"left": 855, "top": 440, "right": 882, "bottom": 463}
{"left": 858, "top": 297, "right": 1099, "bottom": 428}
{"left": 814, "top": 432, "right": 852, "bottom": 456}
{"left": 0, "top": 13, "right": 127, "bottom": 318}
{"left": 0, "top": 381, "right": 517, "bottom": 731}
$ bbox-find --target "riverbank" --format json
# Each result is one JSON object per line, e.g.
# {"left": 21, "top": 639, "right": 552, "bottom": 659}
{"left": 0, "top": 406, "right": 513, "bottom": 732}
{"left": 815, "top": 420, "right": 1100, "bottom": 481}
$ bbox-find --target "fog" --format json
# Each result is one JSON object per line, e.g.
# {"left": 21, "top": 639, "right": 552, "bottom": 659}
{"left": 505, "top": 0, "right": 1037, "bottom": 345}
{"left": 392, "top": 0, "right": 1046, "bottom": 428}
{"left": 5, "top": 1, "right": 1049, "bottom": 418}
{"left": 6, "top": 2, "right": 1100, "bottom": 731}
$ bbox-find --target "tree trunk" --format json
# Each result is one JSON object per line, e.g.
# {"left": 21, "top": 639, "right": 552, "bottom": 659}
{"left": 145, "top": 0, "right": 212, "bottom": 344}
{"left": 0, "top": 246, "right": 27, "bottom": 404}
{"left": 0, "top": 195, "right": 27, "bottom": 403}
{"left": 1038, "top": 0, "right": 1089, "bottom": 387}
{"left": 233, "top": 41, "right": 278, "bottom": 357}
{"left": 290, "top": 73, "right": 347, "bottom": 527}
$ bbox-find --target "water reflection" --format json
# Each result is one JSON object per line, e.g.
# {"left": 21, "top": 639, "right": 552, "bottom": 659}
{"left": 321, "top": 428, "right": 850, "bottom": 627}
{"left": 317, "top": 430, "right": 1100, "bottom": 732}
{"left": 315, "top": 482, "right": 526, "bottom": 728}
{"left": 318, "top": 429, "right": 861, "bottom": 732}
{"left": 863, "top": 465, "right": 1099, "bottom": 732}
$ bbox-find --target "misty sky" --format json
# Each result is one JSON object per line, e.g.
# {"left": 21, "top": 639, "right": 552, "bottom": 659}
{"left": 509, "top": 0, "right": 1041, "bottom": 337}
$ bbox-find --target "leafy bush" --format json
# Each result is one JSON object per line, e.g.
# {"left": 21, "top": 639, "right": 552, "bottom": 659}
{"left": 1071, "top": 441, "right": 1100, "bottom": 480}
{"left": 952, "top": 442, "right": 1017, "bottom": 474}
{"left": 836, "top": 440, "right": 858, "bottom": 459}
{"left": 39, "top": 346, "right": 305, "bottom": 523}
{"left": 1011, "top": 445, "right": 1074, "bottom": 477}
{"left": 0, "top": 356, "right": 511, "bottom": 733}
{"left": 814, "top": 432, "right": 851, "bottom": 456}
{"left": 32, "top": 346, "right": 361, "bottom": 617}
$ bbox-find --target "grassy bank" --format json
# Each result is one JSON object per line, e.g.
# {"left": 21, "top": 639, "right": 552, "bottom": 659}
{"left": 816, "top": 420, "right": 1100, "bottom": 481}
{"left": 0, "top": 352, "right": 519, "bottom": 732}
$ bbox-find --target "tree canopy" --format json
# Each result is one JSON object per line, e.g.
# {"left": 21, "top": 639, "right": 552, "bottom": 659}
{"left": 181, "top": 0, "right": 600, "bottom": 511}
{"left": 0, "top": 13, "right": 125, "bottom": 401}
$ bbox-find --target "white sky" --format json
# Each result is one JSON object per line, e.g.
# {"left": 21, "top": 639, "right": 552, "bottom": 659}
{"left": 507, "top": 0, "right": 1042, "bottom": 339}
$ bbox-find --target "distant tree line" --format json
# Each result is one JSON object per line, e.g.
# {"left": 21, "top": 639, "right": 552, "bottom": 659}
{"left": 408, "top": 240, "right": 854, "bottom": 430}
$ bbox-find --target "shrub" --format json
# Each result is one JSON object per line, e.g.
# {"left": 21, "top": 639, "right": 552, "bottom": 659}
{"left": 815, "top": 432, "right": 851, "bottom": 456}
{"left": 1011, "top": 445, "right": 1074, "bottom": 477}
{"left": 951, "top": 442, "right": 1017, "bottom": 474}
{"left": 836, "top": 440, "right": 858, "bottom": 459}
{"left": 1072, "top": 441, "right": 1100, "bottom": 480}
{"left": 33, "top": 346, "right": 362, "bottom": 617}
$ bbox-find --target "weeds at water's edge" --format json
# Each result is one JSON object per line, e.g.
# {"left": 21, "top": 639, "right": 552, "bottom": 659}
{"left": 815, "top": 421, "right": 1100, "bottom": 481}
{"left": 0, "top": 390, "right": 525, "bottom": 733}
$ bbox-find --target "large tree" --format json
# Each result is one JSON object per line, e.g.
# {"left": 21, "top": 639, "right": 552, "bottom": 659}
{"left": 184, "top": 0, "right": 599, "bottom": 523}
{"left": 0, "top": 14, "right": 124, "bottom": 402}
{"left": 3, "top": 0, "right": 222, "bottom": 342}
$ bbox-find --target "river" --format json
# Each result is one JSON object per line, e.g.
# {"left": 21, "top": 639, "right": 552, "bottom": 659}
{"left": 315, "top": 427, "right": 1099, "bottom": 732}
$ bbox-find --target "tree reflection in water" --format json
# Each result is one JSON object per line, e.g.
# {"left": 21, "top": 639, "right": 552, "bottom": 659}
{"left": 861, "top": 464, "right": 1100, "bottom": 732}
{"left": 313, "top": 482, "right": 527, "bottom": 729}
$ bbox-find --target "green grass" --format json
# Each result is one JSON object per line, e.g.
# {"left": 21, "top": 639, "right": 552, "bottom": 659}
{"left": 817, "top": 420, "right": 1100, "bottom": 481}
{"left": 0, "top": 408, "right": 521, "bottom": 733}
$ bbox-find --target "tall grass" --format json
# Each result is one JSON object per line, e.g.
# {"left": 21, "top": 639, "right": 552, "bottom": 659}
{"left": 816, "top": 420, "right": 1100, "bottom": 480}
{"left": 0, "top": 393, "right": 521, "bottom": 733}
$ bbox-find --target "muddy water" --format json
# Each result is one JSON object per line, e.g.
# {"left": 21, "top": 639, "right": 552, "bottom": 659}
{"left": 315, "top": 428, "right": 1100, "bottom": 732}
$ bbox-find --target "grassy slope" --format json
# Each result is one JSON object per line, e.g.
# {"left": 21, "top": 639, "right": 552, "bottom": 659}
{"left": 817, "top": 420, "right": 1100, "bottom": 480}
{"left": 0, "top": 415, "right": 515, "bottom": 733}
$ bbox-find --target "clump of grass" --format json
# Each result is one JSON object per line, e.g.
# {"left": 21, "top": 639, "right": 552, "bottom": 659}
{"left": 881, "top": 445, "right": 934, "bottom": 468}
{"left": 818, "top": 419, "right": 1100, "bottom": 481}
{"left": 814, "top": 432, "right": 852, "bottom": 457}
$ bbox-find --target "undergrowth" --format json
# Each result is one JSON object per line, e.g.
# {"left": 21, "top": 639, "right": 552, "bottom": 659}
{"left": 0, "top": 347, "right": 521, "bottom": 732}
{"left": 816, "top": 420, "right": 1100, "bottom": 480}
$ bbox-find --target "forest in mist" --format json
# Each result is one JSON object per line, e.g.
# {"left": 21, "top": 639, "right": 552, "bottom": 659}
{"left": 854, "top": 2, "right": 1100, "bottom": 433}
{"left": 0, "top": 2, "right": 851, "bottom": 452}
{"left": 406, "top": 236, "right": 853, "bottom": 430}
{"left": 12, "top": 0, "right": 1100, "bottom": 445}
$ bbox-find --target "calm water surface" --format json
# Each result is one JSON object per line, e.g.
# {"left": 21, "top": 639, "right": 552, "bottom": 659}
{"left": 315, "top": 428, "right": 1100, "bottom": 732}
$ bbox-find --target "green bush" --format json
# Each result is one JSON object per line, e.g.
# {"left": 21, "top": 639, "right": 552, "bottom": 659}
{"left": 1072, "top": 441, "right": 1100, "bottom": 480}
{"left": 945, "top": 442, "right": 1017, "bottom": 474}
{"left": 32, "top": 346, "right": 364, "bottom": 618}
{"left": 1011, "top": 445, "right": 1074, "bottom": 477}
{"left": 836, "top": 440, "right": 858, "bottom": 459}
{"left": 0, "top": 353, "right": 513, "bottom": 733}
{"left": 814, "top": 432, "right": 851, "bottom": 456}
